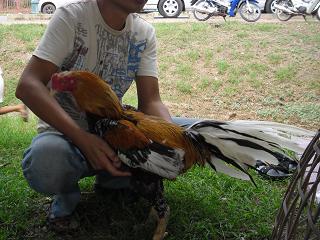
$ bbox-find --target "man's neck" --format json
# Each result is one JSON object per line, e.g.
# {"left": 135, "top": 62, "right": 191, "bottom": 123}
{"left": 97, "top": 0, "right": 128, "bottom": 31}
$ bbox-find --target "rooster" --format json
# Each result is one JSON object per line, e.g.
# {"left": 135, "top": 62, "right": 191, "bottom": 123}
{"left": 51, "top": 71, "right": 315, "bottom": 240}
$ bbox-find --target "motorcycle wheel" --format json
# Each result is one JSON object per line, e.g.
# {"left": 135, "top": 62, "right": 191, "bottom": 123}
{"left": 239, "top": 2, "right": 261, "bottom": 22}
{"left": 192, "top": 0, "right": 212, "bottom": 21}
{"left": 275, "top": 9, "right": 293, "bottom": 21}
{"left": 316, "top": 7, "right": 320, "bottom": 21}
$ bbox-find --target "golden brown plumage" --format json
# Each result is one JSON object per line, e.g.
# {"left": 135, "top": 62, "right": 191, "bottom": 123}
{"left": 51, "top": 70, "right": 308, "bottom": 179}
{"left": 123, "top": 109, "right": 206, "bottom": 169}
{"left": 52, "top": 70, "right": 207, "bottom": 174}
{"left": 52, "top": 71, "right": 123, "bottom": 119}
{"left": 103, "top": 119, "right": 151, "bottom": 150}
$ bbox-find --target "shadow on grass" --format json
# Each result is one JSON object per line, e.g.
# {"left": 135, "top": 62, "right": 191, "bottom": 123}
{"left": 18, "top": 190, "right": 269, "bottom": 240}
{"left": 16, "top": 191, "right": 232, "bottom": 240}
{"left": 20, "top": 192, "right": 156, "bottom": 240}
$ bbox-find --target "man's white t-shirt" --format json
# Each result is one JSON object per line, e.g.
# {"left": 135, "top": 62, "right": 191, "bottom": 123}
{"left": 35, "top": 0, "right": 158, "bottom": 132}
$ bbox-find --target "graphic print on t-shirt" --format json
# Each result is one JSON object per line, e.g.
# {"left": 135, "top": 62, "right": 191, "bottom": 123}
{"left": 61, "top": 23, "right": 89, "bottom": 72}
{"left": 61, "top": 23, "right": 147, "bottom": 99}
{"left": 93, "top": 25, "right": 147, "bottom": 99}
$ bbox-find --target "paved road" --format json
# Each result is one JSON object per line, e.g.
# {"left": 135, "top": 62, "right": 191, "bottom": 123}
{"left": 0, "top": 12, "right": 316, "bottom": 24}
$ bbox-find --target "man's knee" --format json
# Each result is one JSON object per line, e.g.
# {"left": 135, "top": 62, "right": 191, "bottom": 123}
{"left": 22, "top": 133, "right": 85, "bottom": 195}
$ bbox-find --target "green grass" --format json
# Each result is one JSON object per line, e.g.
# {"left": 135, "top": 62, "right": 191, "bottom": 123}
{"left": 275, "top": 65, "right": 297, "bottom": 82}
{"left": 198, "top": 77, "right": 211, "bottom": 90}
{"left": 258, "top": 103, "right": 320, "bottom": 123}
{"left": 236, "top": 31, "right": 249, "bottom": 38}
{"left": 204, "top": 49, "right": 214, "bottom": 66}
{"left": 223, "top": 86, "right": 238, "bottom": 96}
{"left": 0, "top": 21, "right": 319, "bottom": 239}
{"left": 216, "top": 60, "right": 230, "bottom": 75}
{"left": 175, "top": 63, "right": 194, "bottom": 79}
{"left": 186, "top": 50, "right": 201, "bottom": 62}
{"left": 268, "top": 54, "right": 282, "bottom": 65}
{"left": 0, "top": 117, "right": 39, "bottom": 240}
{"left": 212, "top": 80, "right": 223, "bottom": 91}
{"left": 177, "top": 80, "right": 193, "bottom": 93}
{"left": 0, "top": 116, "right": 288, "bottom": 239}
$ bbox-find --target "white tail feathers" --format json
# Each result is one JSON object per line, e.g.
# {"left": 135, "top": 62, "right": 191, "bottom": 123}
{"left": 229, "top": 120, "right": 315, "bottom": 153}
{"left": 190, "top": 120, "right": 316, "bottom": 180}
{"left": 208, "top": 155, "right": 251, "bottom": 181}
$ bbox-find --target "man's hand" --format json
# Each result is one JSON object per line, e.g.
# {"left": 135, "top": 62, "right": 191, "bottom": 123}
{"left": 75, "top": 131, "right": 131, "bottom": 177}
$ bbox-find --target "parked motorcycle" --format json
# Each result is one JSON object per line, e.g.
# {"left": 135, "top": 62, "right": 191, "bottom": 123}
{"left": 191, "top": 0, "right": 262, "bottom": 22}
{"left": 273, "top": 0, "right": 320, "bottom": 21}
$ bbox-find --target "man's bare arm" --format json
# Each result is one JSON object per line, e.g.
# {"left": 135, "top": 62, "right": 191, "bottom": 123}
{"left": 136, "top": 75, "right": 172, "bottom": 122}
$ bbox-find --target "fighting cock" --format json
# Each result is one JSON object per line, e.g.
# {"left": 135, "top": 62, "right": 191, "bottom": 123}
{"left": 51, "top": 70, "right": 315, "bottom": 240}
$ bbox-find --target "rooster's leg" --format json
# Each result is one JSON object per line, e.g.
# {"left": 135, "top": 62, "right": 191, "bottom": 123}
{"left": 149, "top": 179, "right": 170, "bottom": 240}
{"left": 131, "top": 171, "right": 170, "bottom": 240}
{"left": 149, "top": 205, "right": 170, "bottom": 240}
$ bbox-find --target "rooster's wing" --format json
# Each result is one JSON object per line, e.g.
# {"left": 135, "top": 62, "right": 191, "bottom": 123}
{"left": 94, "top": 118, "right": 185, "bottom": 179}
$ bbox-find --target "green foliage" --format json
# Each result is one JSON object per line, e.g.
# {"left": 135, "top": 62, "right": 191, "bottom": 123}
{"left": 175, "top": 63, "right": 194, "bottom": 79}
{"left": 223, "top": 22, "right": 281, "bottom": 32}
{"left": 236, "top": 32, "right": 249, "bottom": 38}
{"left": 258, "top": 103, "right": 320, "bottom": 123}
{"left": 0, "top": 116, "right": 38, "bottom": 240}
{"left": 216, "top": 60, "right": 230, "bottom": 75}
{"left": 164, "top": 167, "right": 288, "bottom": 239}
{"left": 255, "top": 24, "right": 278, "bottom": 32}
{"left": 176, "top": 80, "right": 192, "bottom": 93}
{"left": 212, "top": 80, "right": 223, "bottom": 91}
{"left": 123, "top": 82, "right": 138, "bottom": 107}
{"left": 186, "top": 50, "right": 201, "bottom": 62}
{"left": 275, "top": 65, "right": 296, "bottom": 82}
{"left": 268, "top": 54, "right": 282, "bottom": 64}
{"left": 12, "top": 24, "right": 46, "bottom": 42}
{"left": 308, "top": 79, "right": 320, "bottom": 91}
{"left": 204, "top": 49, "right": 214, "bottom": 66}
{"left": 198, "top": 77, "right": 211, "bottom": 90}
{"left": 223, "top": 86, "right": 238, "bottom": 96}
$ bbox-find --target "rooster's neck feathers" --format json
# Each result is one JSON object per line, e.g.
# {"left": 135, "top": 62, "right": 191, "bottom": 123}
{"left": 71, "top": 71, "right": 124, "bottom": 119}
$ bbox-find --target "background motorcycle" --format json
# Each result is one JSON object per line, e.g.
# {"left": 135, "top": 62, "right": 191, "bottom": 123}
{"left": 274, "top": 0, "right": 320, "bottom": 20}
{"left": 191, "top": 0, "right": 262, "bottom": 22}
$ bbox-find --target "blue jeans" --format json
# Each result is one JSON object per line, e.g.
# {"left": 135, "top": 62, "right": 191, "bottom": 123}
{"left": 22, "top": 117, "right": 200, "bottom": 218}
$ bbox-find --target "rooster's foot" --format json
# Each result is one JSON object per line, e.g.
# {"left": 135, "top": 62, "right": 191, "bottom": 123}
{"left": 148, "top": 206, "right": 170, "bottom": 240}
